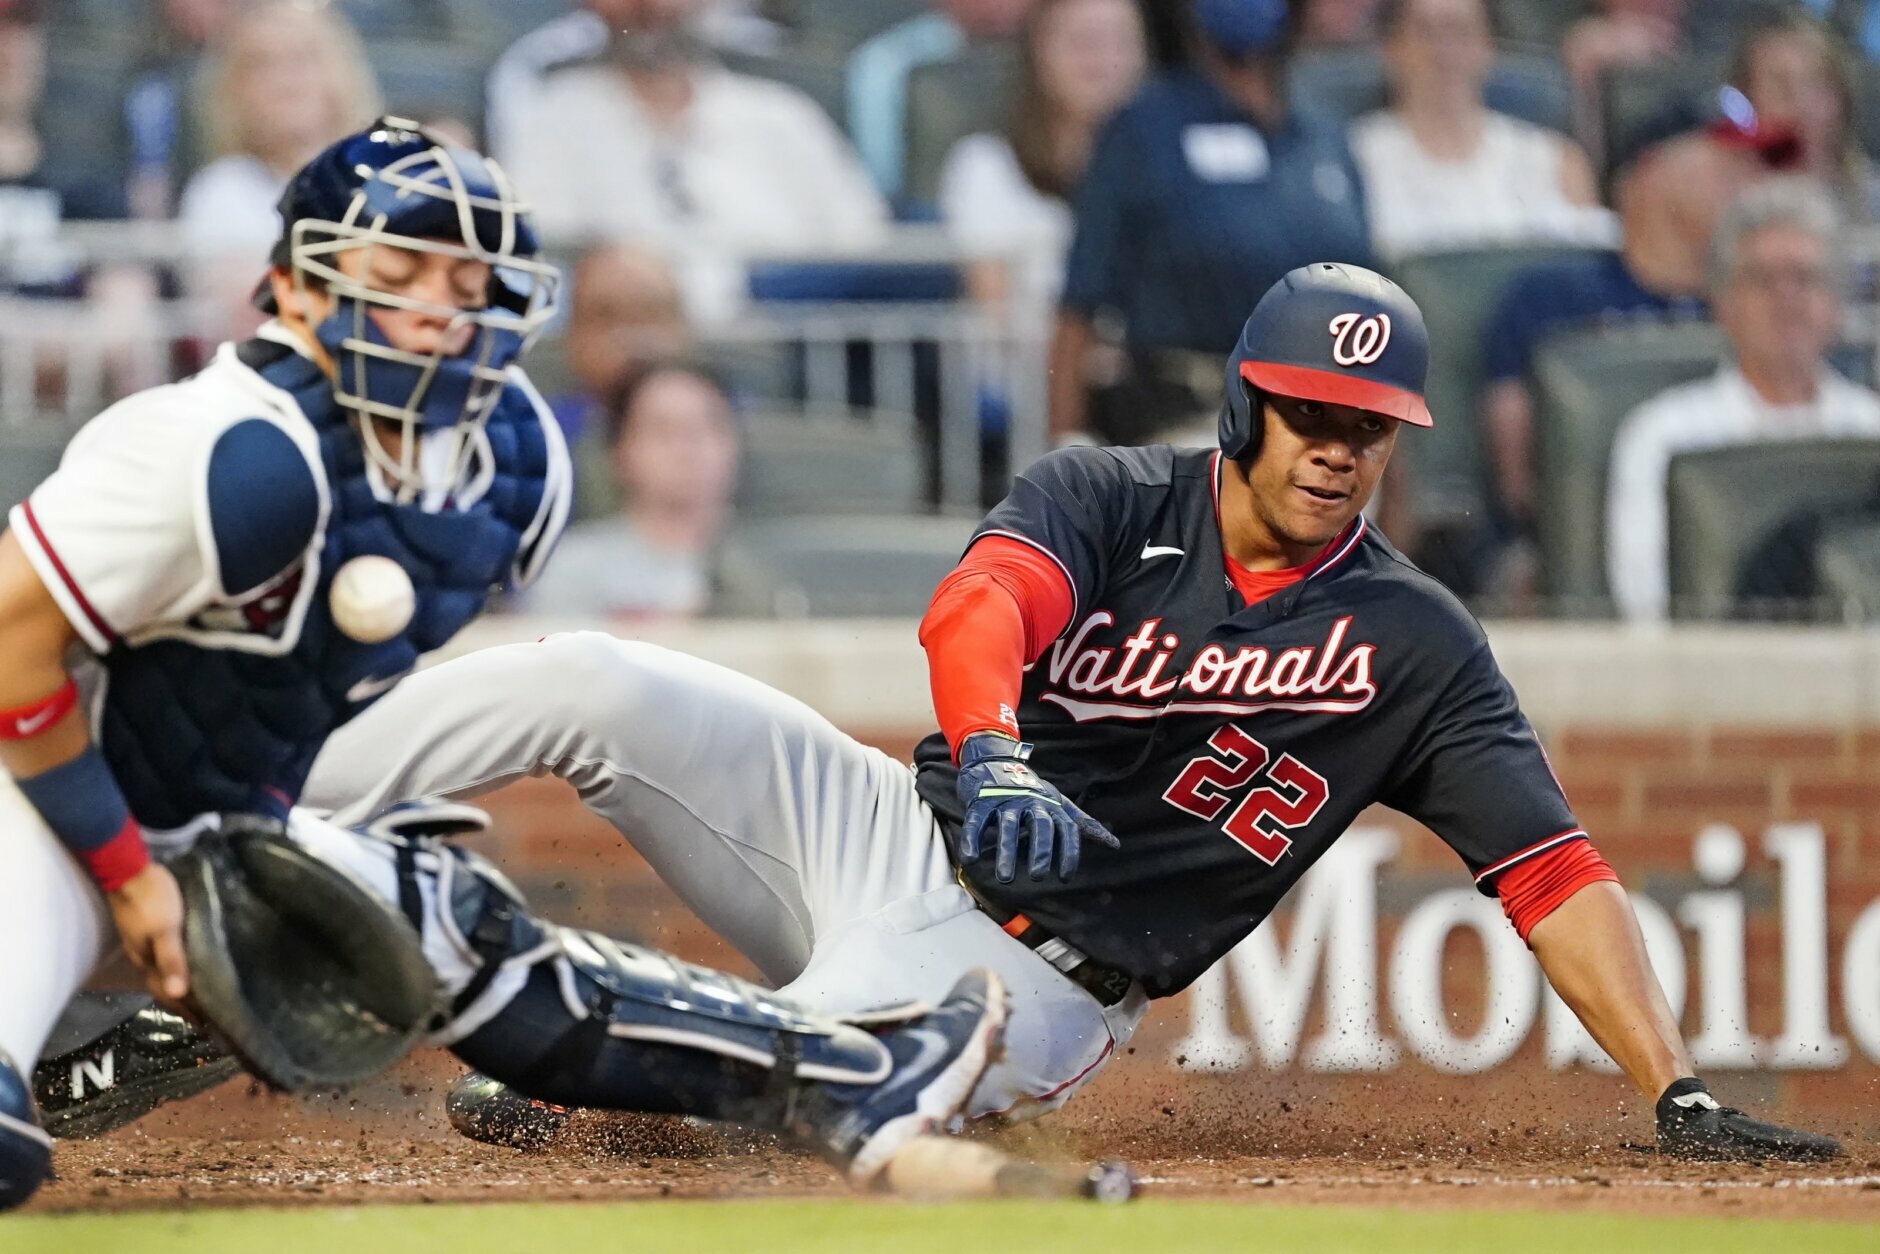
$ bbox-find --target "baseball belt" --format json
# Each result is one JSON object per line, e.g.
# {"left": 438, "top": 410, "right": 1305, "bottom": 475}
{"left": 959, "top": 877, "right": 1135, "bottom": 1009}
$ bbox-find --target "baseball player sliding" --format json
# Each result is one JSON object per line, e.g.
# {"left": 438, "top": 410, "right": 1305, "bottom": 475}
{"left": 270, "top": 263, "right": 1836, "bottom": 1159}
{"left": 1, "top": 119, "right": 1010, "bottom": 1210}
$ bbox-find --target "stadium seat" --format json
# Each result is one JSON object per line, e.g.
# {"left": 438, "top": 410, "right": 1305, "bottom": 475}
{"left": 1390, "top": 245, "right": 1601, "bottom": 528}
{"left": 737, "top": 409, "right": 926, "bottom": 517}
{"left": 1531, "top": 322, "right": 1728, "bottom": 613}
{"left": 787, "top": 0, "right": 932, "bottom": 48}
{"left": 333, "top": 0, "right": 458, "bottom": 39}
{"left": 901, "top": 45, "right": 1021, "bottom": 205}
{"left": 0, "top": 430, "right": 69, "bottom": 515}
{"left": 1288, "top": 46, "right": 1573, "bottom": 134}
{"left": 440, "top": 0, "right": 577, "bottom": 52}
{"left": 726, "top": 513, "right": 973, "bottom": 616}
{"left": 1491, "top": 0, "right": 1580, "bottom": 50}
{"left": 1666, "top": 438, "right": 1880, "bottom": 621}
{"left": 1813, "top": 515, "right": 1880, "bottom": 622}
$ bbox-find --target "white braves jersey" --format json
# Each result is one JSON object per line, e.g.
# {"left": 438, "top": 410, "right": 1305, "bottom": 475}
{"left": 8, "top": 323, "right": 571, "bottom": 659}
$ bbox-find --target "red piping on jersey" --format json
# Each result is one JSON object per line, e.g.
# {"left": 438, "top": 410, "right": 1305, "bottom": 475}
{"left": 973, "top": 1034, "right": 1116, "bottom": 1122}
{"left": 1474, "top": 827, "right": 1590, "bottom": 885}
{"left": 19, "top": 501, "right": 119, "bottom": 647}
{"left": 1304, "top": 517, "right": 1367, "bottom": 581}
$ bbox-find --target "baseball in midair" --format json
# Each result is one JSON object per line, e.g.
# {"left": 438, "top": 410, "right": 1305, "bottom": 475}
{"left": 328, "top": 555, "right": 416, "bottom": 643}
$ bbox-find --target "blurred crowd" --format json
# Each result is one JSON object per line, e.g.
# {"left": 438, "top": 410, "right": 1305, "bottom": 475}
{"left": 6, "top": 0, "right": 1880, "bottom": 622}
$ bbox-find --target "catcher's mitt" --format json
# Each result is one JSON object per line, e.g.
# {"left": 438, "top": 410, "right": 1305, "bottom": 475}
{"left": 170, "top": 814, "right": 440, "bottom": 1091}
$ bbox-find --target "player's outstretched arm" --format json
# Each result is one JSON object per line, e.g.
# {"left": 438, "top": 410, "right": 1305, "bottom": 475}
{"left": 1530, "top": 880, "right": 1840, "bottom": 1161}
{"left": 1527, "top": 881, "right": 1687, "bottom": 1097}
{"left": 0, "top": 529, "right": 187, "bottom": 1004}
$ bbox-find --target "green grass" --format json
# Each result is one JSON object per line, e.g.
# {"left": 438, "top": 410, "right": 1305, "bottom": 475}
{"left": 4, "top": 1200, "right": 1873, "bottom": 1254}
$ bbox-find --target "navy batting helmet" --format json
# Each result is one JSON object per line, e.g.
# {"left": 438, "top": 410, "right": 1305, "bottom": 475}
{"left": 1218, "top": 262, "right": 1432, "bottom": 461}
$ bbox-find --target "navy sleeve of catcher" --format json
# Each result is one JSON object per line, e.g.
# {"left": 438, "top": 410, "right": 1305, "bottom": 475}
{"left": 972, "top": 447, "right": 1133, "bottom": 621}
{"left": 1381, "top": 643, "right": 1584, "bottom": 896}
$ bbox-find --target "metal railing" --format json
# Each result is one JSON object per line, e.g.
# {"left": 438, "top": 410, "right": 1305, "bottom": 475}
{"left": 0, "top": 222, "right": 1053, "bottom": 511}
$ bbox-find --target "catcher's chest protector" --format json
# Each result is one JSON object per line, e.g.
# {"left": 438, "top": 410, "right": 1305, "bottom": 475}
{"left": 97, "top": 345, "right": 553, "bottom": 829}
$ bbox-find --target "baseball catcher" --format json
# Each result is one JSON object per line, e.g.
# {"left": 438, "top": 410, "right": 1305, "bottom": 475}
{"left": 0, "top": 118, "right": 1004, "bottom": 1210}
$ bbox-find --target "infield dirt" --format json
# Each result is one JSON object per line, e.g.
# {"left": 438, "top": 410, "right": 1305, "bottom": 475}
{"left": 22, "top": 1055, "right": 1880, "bottom": 1222}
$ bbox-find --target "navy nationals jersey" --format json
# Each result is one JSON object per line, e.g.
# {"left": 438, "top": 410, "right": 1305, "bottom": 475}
{"left": 913, "top": 445, "right": 1580, "bottom": 998}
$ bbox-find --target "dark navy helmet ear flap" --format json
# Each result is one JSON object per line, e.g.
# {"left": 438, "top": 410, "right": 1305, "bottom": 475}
{"left": 1219, "top": 261, "right": 1433, "bottom": 461}
{"left": 1218, "top": 372, "right": 1263, "bottom": 461}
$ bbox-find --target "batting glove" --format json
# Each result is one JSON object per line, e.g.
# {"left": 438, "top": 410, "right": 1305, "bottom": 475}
{"left": 954, "top": 732, "right": 1119, "bottom": 883}
{"left": 1655, "top": 1077, "right": 1842, "bottom": 1161}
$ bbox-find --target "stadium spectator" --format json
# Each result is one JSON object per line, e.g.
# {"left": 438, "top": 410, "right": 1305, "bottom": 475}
{"left": 846, "top": 0, "right": 1038, "bottom": 199}
{"left": 1468, "top": 111, "right": 1798, "bottom": 598}
{"left": 1049, "top": 0, "right": 1373, "bottom": 443}
{"left": 122, "top": 0, "right": 250, "bottom": 220}
{"left": 1349, "top": 0, "right": 1612, "bottom": 261}
{"left": 0, "top": 0, "right": 125, "bottom": 232}
{"left": 549, "top": 242, "right": 694, "bottom": 442}
{"left": 937, "top": 0, "right": 1147, "bottom": 313}
{"left": 485, "top": 0, "right": 784, "bottom": 161}
{"left": 1729, "top": 9, "right": 1878, "bottom": 221}
{"left": 497, "top": 0, "right": 888, "bottom": 326}
{"left": 1606, "top": 178, "right": 1880, "bottom": 622}
{"left": 1562, "top": 0, "right": 1690, "bottom": 139}
{"left": 176, "top": 0, "right": 381, "bottom": 334}
{"left": 0, "top": 0, "right": 160, "bottom": 406}
{"left": 1295, "top": 0, "right": 1383, "bottom": 48}
{"left": 520, "top": 361, "right": 774, "bottom": 619}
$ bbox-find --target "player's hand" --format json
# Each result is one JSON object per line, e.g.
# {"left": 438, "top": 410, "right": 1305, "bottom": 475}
{"left": 107, "top": 861, "right": 190, "bottom": 1007}
{"left": 1655, "top": 1077, "right": 1842, "bottom": 1161}
{"left": 954, "top": 732, "right": 1119, "bottom": 882}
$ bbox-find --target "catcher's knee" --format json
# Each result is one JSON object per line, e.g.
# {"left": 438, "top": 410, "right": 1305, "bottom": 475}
{"left": 0, "top": 1051, "right": 50, "bottom": 1211}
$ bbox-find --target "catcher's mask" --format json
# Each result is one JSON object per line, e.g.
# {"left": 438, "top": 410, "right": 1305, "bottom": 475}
{"left": 262, "top": 116, "right": 561, "bottom": 509}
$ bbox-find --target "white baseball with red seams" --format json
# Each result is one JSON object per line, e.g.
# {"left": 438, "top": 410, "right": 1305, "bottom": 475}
{"left": 328, "top": 556, "right": 416, "bottom": 644}
{"left": 303, "top": 633, "right": 1148, "bottom": 1122}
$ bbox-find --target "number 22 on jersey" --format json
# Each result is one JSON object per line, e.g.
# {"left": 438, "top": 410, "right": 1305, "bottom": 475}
{"left": 1161, "top": 724, "right": 1329, "bottom": 865}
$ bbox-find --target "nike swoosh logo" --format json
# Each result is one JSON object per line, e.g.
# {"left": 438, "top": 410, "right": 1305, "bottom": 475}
{"left": 888, "top": 1027, "right": 954, "bottom": 1089}
{"left": 1141, "top": 543, "right": 1185, "bottom": 560}
{"left": 346, "top": 672, "right": 410, "bottom": 703}
{"left": 13, "top": 706, "right": 60, "bottom": 737}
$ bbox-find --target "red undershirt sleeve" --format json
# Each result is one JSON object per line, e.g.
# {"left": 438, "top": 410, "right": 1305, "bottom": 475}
{"left": 919, "top": 535, "right": 1076, "bottom": 760}
{"left": 1496, "top": 838, "right": 1622, "bottom": 943}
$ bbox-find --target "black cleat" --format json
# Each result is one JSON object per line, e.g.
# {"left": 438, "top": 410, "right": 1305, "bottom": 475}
{"left": 1656, "top": 1077, "right": 1843, "bottom": 1162}
{"left": 446, "top": 1071, "right": 573, "bottom": 1149}
{"left": 786, "top": 968, "right": 1008, "bottom": 1186}
{"left": 34, "top": 1005, "right": 241, "bottom": 1139}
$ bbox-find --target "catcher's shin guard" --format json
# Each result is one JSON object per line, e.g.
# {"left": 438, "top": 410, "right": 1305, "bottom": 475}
{"left": 317, "top": 815, "right": 1007, "bottom": 1181}
{"left": 0, "top": 1049, "right": 51, "bottom": 1211}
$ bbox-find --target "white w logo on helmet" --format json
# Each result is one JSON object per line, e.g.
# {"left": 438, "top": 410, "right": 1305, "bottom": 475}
{"left": 1328, "top": 312, "right": 1392, "bottom": 367}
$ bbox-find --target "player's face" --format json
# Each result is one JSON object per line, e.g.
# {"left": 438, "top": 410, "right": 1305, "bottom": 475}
{"left": 1246, "top": 394, "right": 1397, "bottom": 553}
{"left": 279, "top": 242, "right": 493, "bottom": 359}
